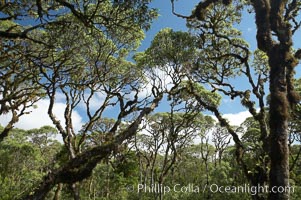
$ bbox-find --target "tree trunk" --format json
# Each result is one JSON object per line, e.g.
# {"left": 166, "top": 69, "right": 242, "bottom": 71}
{"left": 268, "top": 45, "right": 290, "bottom": 200}
{"left": 250, "top": 1, "right": 299, "bottom": 199}
{"left": 53, "top": 184, "right": 62, "bottom": 200}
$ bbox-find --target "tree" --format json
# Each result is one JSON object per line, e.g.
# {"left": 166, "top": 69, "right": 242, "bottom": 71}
{"left": 212, "top": 126, "right": 231, "bottom": 166}
{"left": 0, "top": 0, "right": 157, "bottom": 141}
{"left": 0, "top": 126, "right": 62, "bottom": 200}
{"left": 170, "top": 0, "right": 301, "bottom": 199}
{"left": 137, "top": 23, "right": 264, "bottom": 196}
{"left": 0, "top": 1, "right": 163, "bottom": 199}
{"left": 135, "top": 111, "right": 211, "bottom": 200}
{"left": 2, "top": 1, "right": 301, "bottom": 199}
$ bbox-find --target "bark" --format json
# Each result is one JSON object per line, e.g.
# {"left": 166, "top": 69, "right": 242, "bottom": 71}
{"left": 268, "top": 44, "right": 290, "bottom": 200}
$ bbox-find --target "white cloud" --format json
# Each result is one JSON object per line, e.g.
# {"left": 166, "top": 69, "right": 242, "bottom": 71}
{"left": 208, "top": 110, "right": 252, "bottom": 127}
{"left": 0, "top": 99, "right": 84, "bottom": 133}
{"left": 223, "top": 110, "right": 252, "bottom": 126}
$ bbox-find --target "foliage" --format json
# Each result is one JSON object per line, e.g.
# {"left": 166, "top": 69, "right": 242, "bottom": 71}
{"left": 1, "top": 0, "right": 301, "bottom": 200}
{"left": 0, "top": 126, "right": 62, "bottom": 200}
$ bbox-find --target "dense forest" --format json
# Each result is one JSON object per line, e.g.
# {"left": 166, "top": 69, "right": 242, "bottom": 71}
{"left": 1, "top": 0, "right": 301, "bottom": 200}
